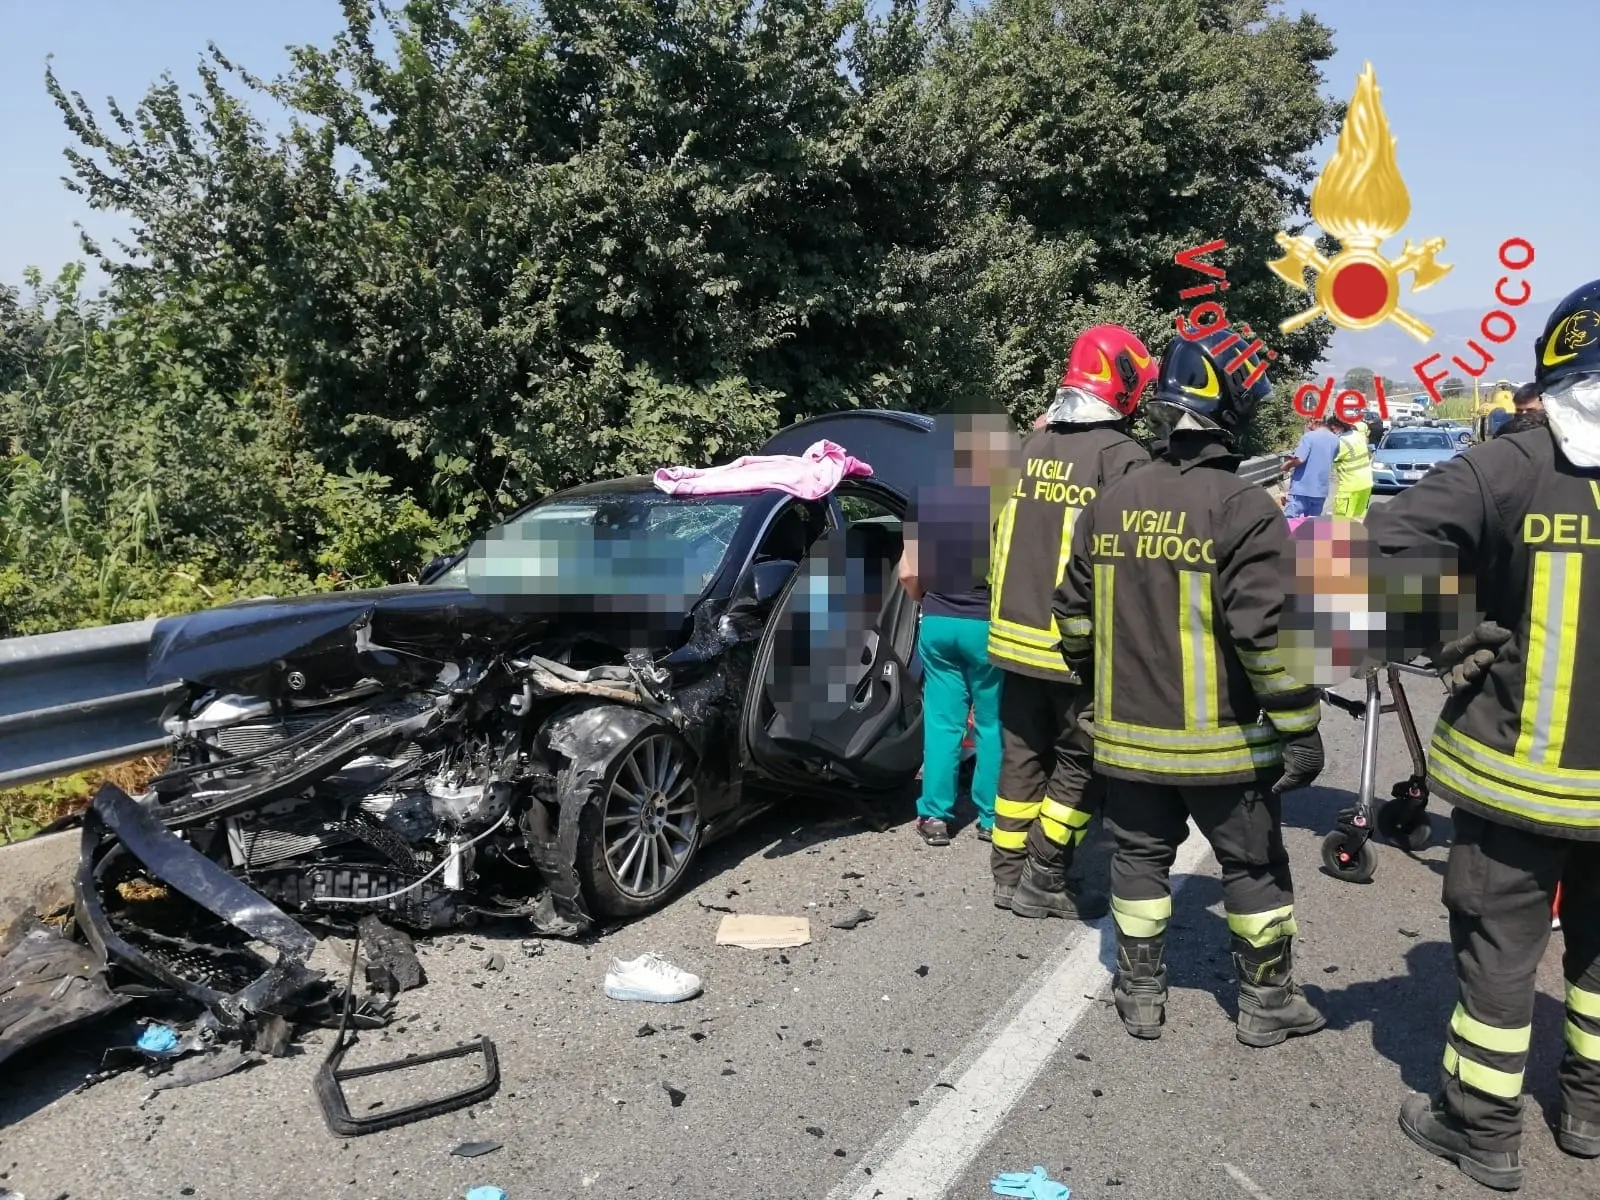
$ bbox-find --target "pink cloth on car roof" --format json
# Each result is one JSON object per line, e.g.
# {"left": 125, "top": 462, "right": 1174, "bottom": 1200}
{"left": 652, "top": 438, "right": 873, "bottom": 501}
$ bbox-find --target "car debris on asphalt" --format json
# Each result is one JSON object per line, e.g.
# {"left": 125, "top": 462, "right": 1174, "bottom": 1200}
{"left": 829, "top": 908, "right": 875, "bottom": 930}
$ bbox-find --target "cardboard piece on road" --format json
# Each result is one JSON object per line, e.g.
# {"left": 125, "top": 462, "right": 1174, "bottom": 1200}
{"left": 715, "top": 914, "right": 811, "bottom": 949}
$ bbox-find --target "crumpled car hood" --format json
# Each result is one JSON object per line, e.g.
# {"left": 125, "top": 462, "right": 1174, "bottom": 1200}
{"left": 147, "top": 584, "right": 696, "bottom": 697}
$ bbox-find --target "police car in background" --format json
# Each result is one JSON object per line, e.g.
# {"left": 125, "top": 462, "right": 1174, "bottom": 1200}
{"left": 1370, "top": 424, "right": 1468, "bottom": 493}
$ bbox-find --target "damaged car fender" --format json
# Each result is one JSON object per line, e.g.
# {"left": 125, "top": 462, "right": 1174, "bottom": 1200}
{"left": 533, "top": 703, "right": 702, "bottom": 930}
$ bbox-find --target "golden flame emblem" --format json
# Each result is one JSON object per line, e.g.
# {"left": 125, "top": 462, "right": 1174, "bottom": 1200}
{"left": 1268, "top": 62, "right": 1451, "bottom": 343}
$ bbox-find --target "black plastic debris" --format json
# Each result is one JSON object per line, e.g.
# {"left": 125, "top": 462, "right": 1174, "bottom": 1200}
{"left": 914, "top": 965, "right": 929, "bottom": 977}
{"left": 637, "top": 1023, "right": 658, "bottom": 1038}
{"left": 663, "top": 1083, "right": 687, "bottom": 1107}
{"left": 150, "top": 1048, "right": 263, "bottom": 1091}
{"left": 315, "top": 923, "right": 499, "bottom": 1137}
{"left": 829, "top": 909, "right": 876, "bottom": 931}
{"left": 0, "top": 925, "right": 132, "bottom": 1068}
{"left": 805, "top": 1126, "right": 825, "bottom": 1138}
{"left": 359, "top": 915, "right": 426, "bottom": 995}
{"left": 451, "top": 1140, "right": 503, "bottom": 1158}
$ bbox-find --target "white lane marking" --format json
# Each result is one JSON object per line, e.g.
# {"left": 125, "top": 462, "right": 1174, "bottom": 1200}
{"left": 828, "top": 825, "right": 1213, "bottom": 1200}
{"left": 1221, "top": 1162, "right": 1278, "bottom": 1200}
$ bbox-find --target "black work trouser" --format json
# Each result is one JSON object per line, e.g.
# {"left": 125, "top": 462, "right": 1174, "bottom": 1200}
{"left": 1438, "top": 808, "right": 1600, "bottom": 1153}
{"left": 991, "top": 671, "right": 1100, "bottom": 890}
{"left": 1102, "top": 777, "right": 1296, "bottom": 953}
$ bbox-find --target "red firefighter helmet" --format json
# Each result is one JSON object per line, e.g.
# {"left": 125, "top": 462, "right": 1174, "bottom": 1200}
{"left": 1051, "top": 324, "right": 1159, "bottom": 422}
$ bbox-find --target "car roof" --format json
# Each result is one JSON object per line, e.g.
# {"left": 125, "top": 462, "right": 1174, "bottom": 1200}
{"left": 756, "top": 409, "right": 935, "bottom": 501}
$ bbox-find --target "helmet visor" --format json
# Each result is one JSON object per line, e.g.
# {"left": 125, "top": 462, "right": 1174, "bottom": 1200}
{"left": 1145, "top": 401, "right": 1221, "bottom": 440}
{"left": 1045, "top": 386, "right": 1124, "bottom": 426}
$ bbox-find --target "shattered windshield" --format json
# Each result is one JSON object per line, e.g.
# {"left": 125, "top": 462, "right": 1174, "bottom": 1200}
{"left": 435, "top": 492, "right": 753, "bottom": 598}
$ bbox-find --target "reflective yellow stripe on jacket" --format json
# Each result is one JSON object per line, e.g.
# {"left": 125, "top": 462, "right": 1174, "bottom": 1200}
{"left": 1093, "top": 566, "right": 1283, "bottom": 777}
{"left": 1429, "top": 551, "right": 1592, "bottom": 827}
{"left": 987, "top": 496, "right": 1080, "bottom": 676}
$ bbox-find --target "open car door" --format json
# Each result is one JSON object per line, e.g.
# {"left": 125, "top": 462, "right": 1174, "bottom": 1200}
{"left": 743, "top": 481, "right": 923, "bottom": 792}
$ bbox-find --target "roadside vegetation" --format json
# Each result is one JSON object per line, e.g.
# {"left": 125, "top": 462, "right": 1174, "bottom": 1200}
{"left": 0, "top": 0, "right": 1340, "bottom": 833}
{"left": 2, "top": 0, "right": 1339, "bottom": 640}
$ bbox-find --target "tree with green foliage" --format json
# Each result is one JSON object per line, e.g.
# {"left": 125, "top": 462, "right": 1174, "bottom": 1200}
{"left": 2, "top": 0, "right": 1338, "bottom": 635}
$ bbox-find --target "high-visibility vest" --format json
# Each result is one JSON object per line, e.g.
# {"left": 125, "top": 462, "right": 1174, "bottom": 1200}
{"left": 1333, "top": 430, "right": 1373, "bottom": 494}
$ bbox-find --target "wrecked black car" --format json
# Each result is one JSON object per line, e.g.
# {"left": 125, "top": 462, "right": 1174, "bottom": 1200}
{"left": 108, "top": 412, "right": 935, "bottom": 945}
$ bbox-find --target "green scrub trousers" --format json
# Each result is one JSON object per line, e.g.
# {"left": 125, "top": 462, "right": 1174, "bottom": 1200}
{"left": 916, "top": 613, "right": 1002, "bottom": 828}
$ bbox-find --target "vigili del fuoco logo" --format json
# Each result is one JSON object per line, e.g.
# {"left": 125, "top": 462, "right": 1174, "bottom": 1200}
{"left": 1268, "top": 61, "right": 1535, "bottom": 414}
{"left": 1268, "top": 62, "right": 1452, "bottom": 344}
{"left": 1169, "top": 62, "right": 1536, "bottom": 422}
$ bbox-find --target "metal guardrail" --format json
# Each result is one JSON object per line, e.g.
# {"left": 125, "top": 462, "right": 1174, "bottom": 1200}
{"left": 0, "top": 457, "right": 1291, "bottom": 791}
{"left": 1238, "top": 452, "right": 1288, "bottom": 488}
{"left": 0, "top": 619, "right": 181, "bottom": 789}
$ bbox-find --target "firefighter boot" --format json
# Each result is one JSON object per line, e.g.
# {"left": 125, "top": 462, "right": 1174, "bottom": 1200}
{"left": 1557, "top": 1112, "right": 1600, "bottom": 1158}
{"left": 1010, "top": 857, "right": 1109, "bottom": 921}
{"left": 1399, "top": 1094, "right": 1524, "bottom": 1191}
{"left": 1112, "top": 934, "right": 1167, "bottom": 1039}
{"left": 1232, "top": 935, "right": 1326, "bottom": 1048}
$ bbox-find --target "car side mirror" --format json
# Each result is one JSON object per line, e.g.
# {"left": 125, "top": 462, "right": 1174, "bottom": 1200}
{"left": 739, "top": 559, "right": 800, "bottom": 610}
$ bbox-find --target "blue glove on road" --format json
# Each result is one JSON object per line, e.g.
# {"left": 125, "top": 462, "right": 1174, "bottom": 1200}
{"left": 991, "top": 1164, "right": 1071, "bottom": 1199}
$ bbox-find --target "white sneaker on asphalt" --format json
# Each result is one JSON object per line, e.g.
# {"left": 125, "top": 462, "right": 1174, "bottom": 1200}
{"left": 603, "top": 953, "right": 703, "bottom": 1003}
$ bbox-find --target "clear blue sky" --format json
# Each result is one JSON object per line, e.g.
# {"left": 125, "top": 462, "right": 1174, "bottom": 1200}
{"left": 1, "top": 0, "right": 1595, "bottom": 313}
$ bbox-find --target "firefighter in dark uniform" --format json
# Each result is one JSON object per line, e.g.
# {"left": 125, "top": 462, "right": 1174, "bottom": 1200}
{"left": 1357, "top": 282, "right": 1600, "bottom": 1192}
{"left": 1055, "top": 330, "right": 1327, "bottom": 1046}
{"left": 986, "top": 324, "right": 1157, "bottom": 914}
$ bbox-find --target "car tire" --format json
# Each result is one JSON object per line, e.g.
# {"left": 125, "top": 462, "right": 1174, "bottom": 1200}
{"left": 577, "top": 729, "right": 703, "bottom": 920}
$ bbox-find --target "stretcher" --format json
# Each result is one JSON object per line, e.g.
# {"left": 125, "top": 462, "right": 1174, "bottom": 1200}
{"left": 1316, "top": 661, "right": 1439, "bottom": 883}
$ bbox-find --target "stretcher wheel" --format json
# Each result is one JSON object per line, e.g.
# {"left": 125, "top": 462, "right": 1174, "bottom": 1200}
{"left": 1376, "top": 799, "right": 1433, "bottom": 852}
{"left": 1321, "top": 830, "right": 1377, "bottom": 884}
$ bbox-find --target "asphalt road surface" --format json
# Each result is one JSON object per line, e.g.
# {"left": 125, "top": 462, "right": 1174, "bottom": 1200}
{"left": 3, "top": 677, "right": 1592, "bottom": 1200}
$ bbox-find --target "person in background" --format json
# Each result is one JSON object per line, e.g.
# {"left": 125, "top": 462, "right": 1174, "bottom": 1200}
{"left": 1495, "top": 380, "right": 1548, "bottom": 438}
{"left": 1327, "top": 413, "right": 1375, "bottom": 519}
{"left": 898, "top": 407, "right": 1015, "bottom": 848}
{"left": 1279, "top": 417, "right": 1341, "bottom": 519}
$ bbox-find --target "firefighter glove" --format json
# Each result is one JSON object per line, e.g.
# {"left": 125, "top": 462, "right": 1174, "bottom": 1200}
{"left": 1433, "top": 621, "right": 1513, "bottom": 698}
{"left": 1272, "top": 728, "right": 1324, "bottom": 794}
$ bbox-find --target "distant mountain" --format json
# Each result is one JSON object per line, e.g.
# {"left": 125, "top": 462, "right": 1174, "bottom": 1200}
{"left": 1314, "top": 299, "right": 1555, "bottom": 395}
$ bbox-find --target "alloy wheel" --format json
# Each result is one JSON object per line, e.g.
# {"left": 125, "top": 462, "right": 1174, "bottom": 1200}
{"left": 601, "top": 733, "right": 699, "bottom": 900}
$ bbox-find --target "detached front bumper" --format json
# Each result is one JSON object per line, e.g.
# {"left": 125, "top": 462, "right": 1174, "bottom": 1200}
{"left": 75, "top": 784, "right": 326, "bottom": 1025}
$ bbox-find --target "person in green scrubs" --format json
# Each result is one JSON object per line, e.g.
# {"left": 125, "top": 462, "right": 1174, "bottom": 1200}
{"left": 897, "top": 411, "right": 1014, "bottom": 846}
